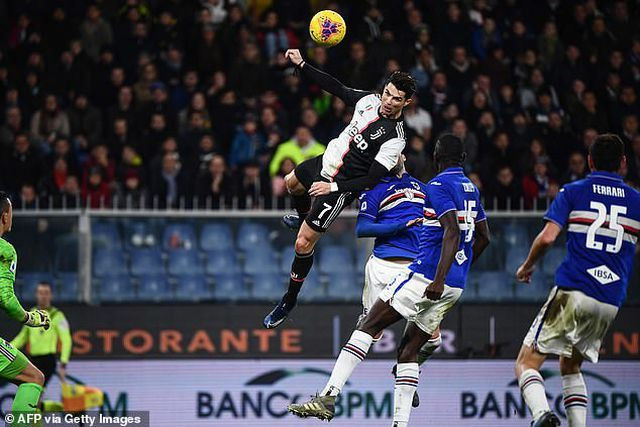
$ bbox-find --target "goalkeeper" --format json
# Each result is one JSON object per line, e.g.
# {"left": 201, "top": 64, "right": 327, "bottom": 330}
{"left": 0, "top": 191, "right": 50, "bottom": 418}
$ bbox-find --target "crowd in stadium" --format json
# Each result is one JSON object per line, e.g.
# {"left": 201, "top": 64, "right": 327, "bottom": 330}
{"left": 1, "top": 0, "right": 640, "bottom": 210}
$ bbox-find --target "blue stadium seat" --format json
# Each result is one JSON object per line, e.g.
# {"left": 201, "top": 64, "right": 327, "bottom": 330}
{"left": 137, "top": 275, "right": 173, "bottom": 301}
{"left": 244, "top": 249, "right": 278, "bottom": 274}
{"left": 204, "top": 250, "right": 240, "bottom": 276}
{"left": 326, "top": 272, "right": 362, "bottom": 302}
{"left": 175, "top": 275, "right": 212, "bottom": 301}
{"left": 250, "top": 273, "right": 285, "bottom": 300}
{"left": 213, "top": 273, "right": 249, "bottom": 301}
{"left": 92, "top": 222, "right": 121, "bottom": 251}
{"left": 200, "top": 223, "right": 233, "bottom": 251}
{"left": 19, "top": 272, "right": 54, "bottom": 302}
{"left": 97, "top": 275, "right": 136, "bottom": 303}
{"left": 167, "top": 250, "right": 203, "bottom": 276}
{"left": 54, "top": 235, "right": 78, "bottom": 273}
{"left": 236, "top": 223, "right": 271, "bottom": 252}
{"left": 502, "top": 223, "right": 530, "bottom": 250}
{"left": 473, "top": 240, "right": 504, "bottom": 271}
{"left": 319, "top": 246, "right": 354, "bottom": 274}
{"left": 56, "top": 273, "right": 79, "bottom": 302}
{"left": 355, "top": 244, "right": 372, "bottom": 272}
{"left": 93, "top": 249, "right": 127, "bottom": 278}
{"left": 163, "top": 223, "right": 197, "bottom": 251}
{"left": 542, "top": 247, "right": 566, "bottom": 276}
{"left": 279, "top": 247, "right": 295, "bottom": 274}
{"left": 504, "top": 246, "right": 530, "bottom": 275}
{"left": 467, "top": 271, "right": 514, "bottom": 301}
{"left": 514, "top": 273, "right": 552, "bottom": 302}
{"left": 125, "top": 221, "right": 158, "bottom": 249}
{"left": 129, "top": 249, "right": 164, "bottom": 276}
{"left": 297, "top": 272, "right": 326, "bottom": 302}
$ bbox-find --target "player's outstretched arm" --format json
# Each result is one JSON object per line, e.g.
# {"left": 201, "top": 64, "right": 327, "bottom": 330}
{"left": 516, "top": 221, "right": 561, "bottom": 283}
{"left": 0, "top": 277, "right": 28, "bottom": 323}
{"left": 471, "top": 219, "right": 490, "bottom": 264}
{"left": 356, "top": 215, "right": 423, "bottom": 238}
{"left": 285, "top": 49, "right": 371, "bottom": 106}
{"left": 309, "top": 160, "right": 390, "bottom": 196}
{"left": 424, "top": 211, "right": 460, "bottom": 300}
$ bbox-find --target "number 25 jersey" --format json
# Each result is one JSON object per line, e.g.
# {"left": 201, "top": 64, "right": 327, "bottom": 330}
{"left": 545, "top": 171, "right": 640, "bottom": 307}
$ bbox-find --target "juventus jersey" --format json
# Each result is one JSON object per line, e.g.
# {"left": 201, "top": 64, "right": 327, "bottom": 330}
{"left": 320, "top": 94, "right": 406, "bottom": 182}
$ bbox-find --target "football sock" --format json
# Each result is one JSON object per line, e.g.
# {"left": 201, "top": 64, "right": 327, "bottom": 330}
{"left": 562, "top": 373, "right": 587, "bottom": 427}
{"left": 393, "top": 363, "right": 419, "bottom": 426}
{"left": 519, "top": 369, "right": 550, "bottom": 420}
{"left": 417, "top": 334, "right": 442, "bottom": 365}
{"left": 283, "top": 250, "right": 314, "bottom": 305}
{"left": 321, "top": 330, "right": 373, "bottom": 397}
{"left": 292, "top": 194, "right": 311, "bottom": 223}
{"left": 12, "top": 382, "right": 43, "bottom": 417}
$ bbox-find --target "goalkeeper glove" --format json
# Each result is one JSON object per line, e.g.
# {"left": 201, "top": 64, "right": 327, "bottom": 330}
{"left": 23, "top": 309, "right": 50, "bottom": 330}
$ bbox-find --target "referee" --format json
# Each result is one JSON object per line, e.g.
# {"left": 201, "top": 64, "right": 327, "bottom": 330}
{"left": 11, "top": 282, "right": 72, "bottom": 385}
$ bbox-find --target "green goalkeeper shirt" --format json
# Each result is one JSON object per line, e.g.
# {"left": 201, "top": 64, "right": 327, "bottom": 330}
{"left": 11, "top": 306, "right": 72, "bottom": 364}
{"left": 0, "top": 237, "right": 27, "bottom": 323}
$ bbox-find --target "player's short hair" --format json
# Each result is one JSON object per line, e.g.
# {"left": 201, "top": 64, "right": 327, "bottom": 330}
{"left": 384, "top": 71, "right": 416, "bottom": 100}
{"left": 0, "top": 191, "right": 10, "bottom": 214}
{"left": 435, "top": 134, "right": 465, "bottom": 165}
{"left": 590, "top": 133, "right": 624, "bottom": 172}
{"left": 37, "top": 281, "right": 52, "bottom": 290}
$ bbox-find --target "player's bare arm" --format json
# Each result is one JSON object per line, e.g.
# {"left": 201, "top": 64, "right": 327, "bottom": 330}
{"left": 516, "top": 221, "right": 561, "bottom": 283}
{"left": 424, "top": 211, "right": 460, "bottom": 300}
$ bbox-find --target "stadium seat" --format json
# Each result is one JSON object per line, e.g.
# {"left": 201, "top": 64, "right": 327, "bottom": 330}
{"left": 56, "top": 273, "right": 79, "bottom": 302}
{"left": 167, "top": 250, "right": 203, "bottom": 276}
{"left": 137, "top": 275, "right": 173, "bottom": 301}
{"left": 473, "top": 240, "right": 504, "bottom": 271}
{"left": 355, "top": 244, "right": 372, "bottom": 272}
{"left": 319, "top": 245, "right": 355, "bottom": 274}
{"left": 92, "top": 222, "right": 122, "bottom": 251}
{"left": 54, "top": 235, "right": 79, "bottom": 273}
{"left": 326, "top": 272, "right": 362, "bottom": 302}
{"left": 467, "top": 271, "right": 514, "bottom": 301}
{"left": 93, "top": 249, "right": 127, "bottom": 278}
{"left": 200, "top": 223, "right": 234, "bottom": 251}
{"left": 250, "top": 273, "right": 285, "bottom": 300}
{"left": 19, "top": 272, "right": 54, "bottom": 302}
{"left": 129, "top": 249, "right": 164, "bottom": 276}
{"left": 243, "top": 249, "right": 278, "bottom": 274}
{"left": 163, "top": 223, "right": 197, "bottom": 251}
{"left": 279, "top": 247, "right": 296, "bottom": 274}
{"left": 297, "top": 272, "right": 326, "bottom": 302}
{"left": 504, "top": 246, "right": 530, "bottom": 275}
{"left": 124, "top": 221, "right": 158, "bottom": 249}
{"left": 97, "top": 275, "right": 135, "bottom": 303}
{"left": 514, "top": 273, "right": 552, "bottom": 302}
{"left": 501, "top": 223, "right": 530, "bottom": 250}
{"left": 236, "top": 223, "right": 270, "bottom": 252}
{"left": 542, "top": 247, "right": 566, "bottom": 276}
{"left": 174, "top": 275, "right": 212, "bottom": 301}
{"left": 213, "top": 273, "right": 249, "bottom": 301}
{"left": 204, "top": 250, "right": 240, "bottom": 276}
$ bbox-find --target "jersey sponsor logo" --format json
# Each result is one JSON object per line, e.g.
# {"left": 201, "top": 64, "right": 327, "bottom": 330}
{"left": 404, "top": 190, "right": 414, "bottom": 200}
{"left": 430, "top": 181, "right": 442, "bottom": 186}
{"left": 587, "top": 265, "right": 620, "bottom": 285}
{"left": 312, "top": 220, "right": 321, "bottom": 227}
{"left": 370, "top": 127, "right": 386, "bottom": 140}
{"left": 462, "top": 182, "right": 475, "bottom": 193}
{"left": 411, "top": 182, "right": 421, "bottom": 190}
{"left": 9, "top": 260, "right": 16, "bottom": 273}
{"left": 455, "top": 250, "right": 468, "bottom": 265}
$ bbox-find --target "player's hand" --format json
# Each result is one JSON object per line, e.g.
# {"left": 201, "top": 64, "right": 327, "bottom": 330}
{"left": 284, "top": 49, "right": 304, "bottom": 67}
{"left": 516, "top": 263, "right": 534, "bottom": 283}
{"left": 405, "top": 218, "right": 424, "bottom": 228}
{"left": 23, "top": 309, "right": 50, "bottom": 330}
{"left": 424, "top": 280, "right": 444, "bottom": 300}
{"left": 309, "top": 181, "right": 332, "bottom": 197}
{"left": 58, "top": 365, "right": 67, "bottom": 383}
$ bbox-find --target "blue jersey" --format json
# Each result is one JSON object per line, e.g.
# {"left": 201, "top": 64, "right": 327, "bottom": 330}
{"left": 544, "top": 171, "right": 640, "bottom": 307}
{"left": 357, "top": 173, "right": 426, "bottom": 259}
{"left": 410, "top": 167, "right": 486, "bottom": 288}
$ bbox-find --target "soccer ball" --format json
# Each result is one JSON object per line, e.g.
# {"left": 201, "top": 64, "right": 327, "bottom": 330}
{"left": 309, "top": 10, "right": 346, "bottom": 47}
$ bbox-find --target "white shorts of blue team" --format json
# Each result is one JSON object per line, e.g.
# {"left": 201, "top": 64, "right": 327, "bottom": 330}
{"left": 523, "top": 286, "right": 618, "bottom": 363}
{"left": 362, "top": 255, "right": 412, "bottom": 317}
{"left": 374, "top": 261, "right": 462, "bottom": 335}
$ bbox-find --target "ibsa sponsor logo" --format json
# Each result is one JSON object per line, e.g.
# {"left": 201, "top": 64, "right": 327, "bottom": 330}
{"left": 461, "top": 369, "right": 640, "bottom": 421}
{"left": 197, "top": 368, "right": 391, "bottom": 420}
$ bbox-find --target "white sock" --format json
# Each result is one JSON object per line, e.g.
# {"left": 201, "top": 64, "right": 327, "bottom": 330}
{"left": 321, "top": 330, "right": 373, "bottom": 396}
{"left": 417, "top": 334, "right": 441, "bottom": 365}
{"left": 393, "top": 362, "right": 419, "bottom": 426}
{"left": 519, "top": 369, "right": 550, "bottom": 420}
{"left": 563, "top": 373, "right": 587, "bottom": 427}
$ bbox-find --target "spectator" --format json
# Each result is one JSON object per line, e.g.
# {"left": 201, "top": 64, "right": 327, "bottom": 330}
{"left": 133, "top": 63, "right": 158, "bottom": 105}
{"left": 229, "top": 43, "right": 269, "bottom": 99}
{"left": 626, "top": 135, "right": 640, "bottom": 187}
{"left": 229, "top": 114, "right": 266, "bottom": 168}
{"left": 449, "top": 118, "right": 478, "bottom": 171}
{"left": 150, "top": 152, "right": 189, "bottom": 209}
{"left": 445, "top": 46, "right": 475, "bottom": 104}
{"left": 196, "top": 154, "right": 233, "bottom": 207}
{"left": 271, "top": 157, "right": 296, "bottom": 197}
{"left": 30, "top": 94, "right": 70, "bottom": 152}
{"left": 195, "top": 24, "right": 223, "bottom": 77}
{"left": 67, "top": 93, "right": 102, "bottom": 150}
{"left": 82, "top": 166, "right": 111, "bottom": 208}
{"left": 268, "top": 126, "right": 325, "bottom": 177}
{"left": 108, "top": 118, "right": 138, "bottom": 157}
{"left": 560, "top": 151, "right": 588, "bottom": 185}
{"left": 2, "top": 133, "right": 44, "bottom": 195}
{"left": 0, "top": 106, "right": 23, "bottom": 149}
{"left": 404, "top": 135, "right": 433, "bottom": 182}
{"left": 404, "top": 96, "right": 432, "bottom": 142}
{"left": 571, "top": 90, "right": 609, "bottom": 133}
{"left": 48, "top": 136, "right": 80, "bottom": 179}
{"left": 236, "top": 162, "right": 270, "bottom": 209}
{"left": 471, "top": 17, "right": 501, "bottom": 61}
{"left": 82, "top": 144, "right": 115, "bottom": 192}
{"left": 486, "top": 165, "right": 522, "bottom": 211}
{"left": 80, "top": 4, "right": 114, "bottom": 62}
{"left": 481, "top": 131, "right": 517, "bottom": 184}
{"left": 522, "top": 157, "right": 557, "bottom": 209}
{"left": 178, "top": 92, "right": 210, "bottom": 134}
{"left": 15, "top": 183, "right": 38, "bottom": 210}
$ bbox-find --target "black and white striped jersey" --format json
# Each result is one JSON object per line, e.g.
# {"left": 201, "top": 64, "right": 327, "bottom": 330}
{"left": 320, "top": 94, "right": 407, "bottom": 182}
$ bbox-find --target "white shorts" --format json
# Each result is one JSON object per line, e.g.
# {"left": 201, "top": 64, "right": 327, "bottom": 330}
{"left": 523, "top": 286, "right": 618, "bottom": 363}
{"left": 362, "top": 255, "right": 412, "bottom": 315}
{"left": 378, "top": 269, "right": 463, "bottom": 335}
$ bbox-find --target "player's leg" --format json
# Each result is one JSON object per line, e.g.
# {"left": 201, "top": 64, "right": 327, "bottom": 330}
{"left": 560, "top": 349, "right": 587, "bottom": 427}
{"left": 29, "top": 355, "right": 56, "bottom": 386}
{"left": 515, "top": 344, "right": 556, "bottom": 425}
{"left": 281, "top": 155, "right": 321, "bottom": 230}
{"left": 392, "top": 322, "right": 431, "bottom": 427}
{"left": 0, "top": 339, "right": 45, "bottom": 420}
